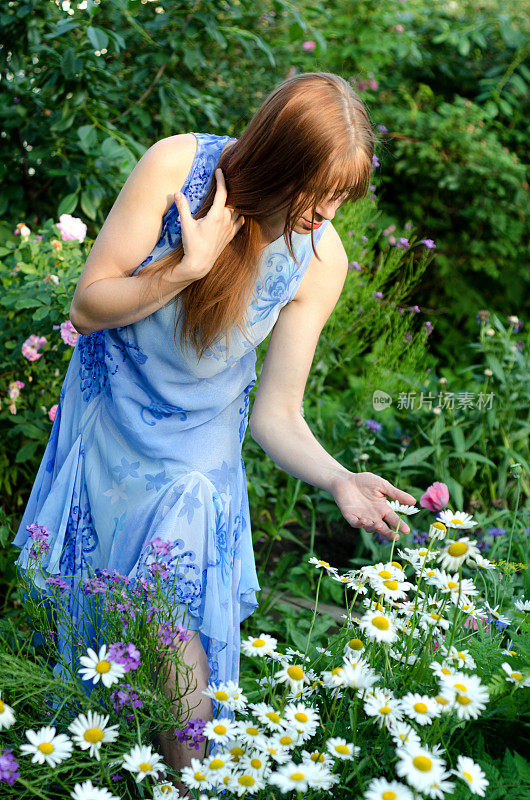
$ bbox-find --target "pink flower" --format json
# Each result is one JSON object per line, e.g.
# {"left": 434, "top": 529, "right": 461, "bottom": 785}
{"left": 56, "top": 213, "right": 87, "bottom": 243}
{"left": 394, "top": 24, "right": 405, "bottom": 33}
{"left": 302, "top": 40, "right": 316, "bottom": 52}
{"left": 285, "top": 65, "right": 297, "bottom": 79}
{"left": 21, "top": 334, "right": 48, "bottom": 361}
{"left": 48, "top": 404, "right": 58, "bottom": 422}
{"left": 419, "top": 481, "right": 449, "bottom": 512}
{"left": 44, "top": 274, "right": 60, "bottom": 285}
{"left": 7, "top": 380, "right": 25, "bottom": 400}
{"left": 60, "top": 319, "right": 79, "bottom": 347}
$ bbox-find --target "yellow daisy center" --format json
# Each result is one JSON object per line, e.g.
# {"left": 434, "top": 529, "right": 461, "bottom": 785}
{"left": 245, "top": 727, "right": 259, "bottom": 736}
{"left": 451, "top": 518, "right": 463, "bottom": 525}
{"left": 194, "top": 771, "right": 206, "bottom": 782}
{"left": 160, "top": 785, "right": 173, "bottom": 793}
{"left": 0, "top": 701, "right": 4, "bottom": 713}
{"left": 252, "top": 638, "right": 266, "bottom": 648}
{"left": 139, "top": 762, "right": 152, "bottom": 772}
{"left": 287, "top": 666, "right": 304, "bottom": 681}
{"left": 441, "top": 668, "right": 452, "bottom": 675}
{"left": 391, "top": 561, "right": 403, "bottom": 570}
{"left": 447, "top": 581, "right": 459, "bottom": 589}
{"left": 454, "top": 683, "right": 467, "bottom": 692}
{"left": 213, "top": 724, "right": 227, "bottom": 735}
{"left": 295, "top": 711, "right": 308, "bottom": 723}
{"left": 280, "top": 735, "right": 293, "bottom": 746}
{"left": 266, "top": 711, "right": 281, "bottom": 724}
{"left": 96, "top": 660, "right": 111, "bottom": 674}
{"left": 448, "top": 542, "right": 468, "bottom": 557}
{"left": 230, "top": 746, "right": 244, "bottom": 760}
{"left": 290, "top": 772, "right": 305, "bottom": 781}
{"left": 84, "top": 727, "right": 104, "bottom": 743}
{"left": 384, "top": 580, "right": 399, "bottom": 591}
{"left": 413, "top": 755, "right": 433, "bottom": 772}
{"left": 457, "top": 652, "right": 466, "bottom": 659}
{"left": 435, "top": 695, "right": 449, "bottom": 705}
{"left": 383, "top": 792, "right": 398, "bottom": 800}
{"left": 250, "top": 758, "right": 262, "bottom": 769}
{"left": 463, "top": 771, "right": 473, "bottom": 783}
{"left": 511, "top": 672, "right": 523, "bottom": 681}
{"left": 372, "top": 615, "right": 390, "bottom": 630}
{"left": 214, "top": 690, "right": 229, "bottom": 701}
{"left": 209, "top": 758, "right": 225, "bottom": 770}
{"left": 311, "top": 752, "right": 325, "bottom": 762}
{"left": 379, "top": 706, "right": 392, "bottom": 715}
{"left": 317, "top": 561, "right": 330, "bottom": 568}
{"left": 456, "top": 694, "right": 472, "bottom": 706}
{"left": 432, "top": 522, "right": 446, "bottom": 530}
{"left": 239, "top": 775, "right": 256, "bottom": 787}
{"left": 38, "top": 742, "right": 54, "bottom": 754}
{"left": 430, "top": 614, "right": 442, "bottom": 620}
{"left": 379, "top": 570, "right": 392, "bottom": 579}
{"left": 348, "top": 638, "right": 364, "bottom": 651}
{"left": 335, "top": 744, "right": 350, "bottom": 755}
{"left": 414, "top": 702, "right": 428, "bottom": 714}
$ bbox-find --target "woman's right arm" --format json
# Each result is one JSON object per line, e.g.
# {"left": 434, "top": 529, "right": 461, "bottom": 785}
{"left": 69, "top": 134, "right": 198, "bottom": 335}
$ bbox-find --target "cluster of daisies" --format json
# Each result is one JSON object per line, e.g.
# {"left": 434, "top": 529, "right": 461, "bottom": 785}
{"left": 175, "top": 503, "right": 529, "bottom": 798}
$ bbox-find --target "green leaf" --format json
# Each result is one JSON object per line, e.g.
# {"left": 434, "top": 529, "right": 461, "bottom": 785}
{"left": 486, "top": 354, "right": 505, "bottom": 384}
{"left": 398, "top": 445, "right": 435, "bottom": 468}
{"left": 450, "top": 427, "right": 465, "bottom": 452}
{"left": 32, "top": 306, "right": 51, "bottom": 322}
{"left": 86, "top": 25, "right": 109, "bottom": 51}
{"left": 80, "top": 190, "right": 97, "bottom": 220}
{"left": 77, "top": 125, "right": 98, "bottom": 153}
{"left": 447, "top": 451, "right": 497, "bottom": 467}
{"left": 57, "top": 192, "right": 79, "bottom": 216}
{"left": 15, "top": 441, "right": 39, "bottom": 464}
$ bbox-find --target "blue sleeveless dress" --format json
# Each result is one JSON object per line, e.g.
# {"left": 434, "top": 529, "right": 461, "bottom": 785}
{"left": 11, "top": 131, "right": 330, "bottom": 695}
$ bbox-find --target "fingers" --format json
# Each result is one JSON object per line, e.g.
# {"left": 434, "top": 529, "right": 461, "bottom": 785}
{"left": 380, "top": 477, "right": 416, "bottom": 508}
{"left": 348, "top": 514, "right": 399, "bottom": 541}
{"left": 212, "top": 167, "right": 228, "bottom": 213}
{"left": 383, "top": 508, "right": 411, "bottom": 535}
{"left": 174, "top": 189, "right": 193, "bottom": 228}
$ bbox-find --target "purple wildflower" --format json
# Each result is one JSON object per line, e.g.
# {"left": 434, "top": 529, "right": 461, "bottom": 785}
{"left": 420, "top": 239, "right": 436, "bottom": 248}
{"left": 349, "top": 261, "right": 362, "bottom": 271}
{"left": 27, "top": 522, "right": 50, "bottom": 559}
{"left": 149, "top": 537, "right": 174, "bottom": 557}
{"left": 486, "top": 527, "right": 506, "bottom": 538}
{"left": 108, "top": 642, "right": 142, "bottom": 673}
{"left": 374, "top": 291, "right": 383, "bottom": 299}
{"left": 157, "top": 621, "right": 193, "bottom": 649}
{"left": 364, "top": 419, "right": 382, "bottom": 432}
{"left": 0, "top": 749, "right": 20, "bottom": 786}
{"left": 175, "top": 717, "right": 206, "bottom": 751}
{"left": 111, "top": 683, "right": 144, "bottom": 721}
{"left": 377, "top": 124, "right": 388, "bottom": 133}
{"left": 395, "top": 237, "right": 409, "bottom": 249}
{"left": 425, "top": 321, "right": 433, "bottom": 333}
{"left": 372, "top": 154, "right": 380, "bottom": 169}
{"left": 45, "top": 576, "right": 69, "bottom": 592}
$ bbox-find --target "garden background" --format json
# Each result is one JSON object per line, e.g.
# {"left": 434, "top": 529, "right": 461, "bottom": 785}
{"left": 0, "top": 0, "right": 529, "bottom": 797}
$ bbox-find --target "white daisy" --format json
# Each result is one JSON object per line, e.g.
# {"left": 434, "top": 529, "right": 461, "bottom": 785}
{"left": 19, "top": 725, "right": 73, "bottom": 767}
{"left": 428, "top": 521, "right": 448, "bottom": 541}
{"left": 389, "top": 721, "right": 422, "bottom": 749}
{"left": 249, "top": 702, "right": 285, "bottom": 732}
{"left": 241, "top": 633, "right": 277, "bottom": 658}
{"left": 181, "top": 758, "right": 211, "bottom": 790}
{"left": 395, "top": 743, "right": 447, "bottom": 793}
{"left": 452, "top": 755, "right": 489, "bottom": 796}
{"left": 514, "top": 598, "right": 530, "bottom": 612}
{"left": 364, "top": 688, "right": 404, "bottom": 728}
{"left": 388, "top": 501, "right": 420, "bottom": 515}
{"left": 0, "top": 690, "right": 16, "bottom": 730}
{"left": 341, "top": 659, "right": 380, "bottom": 692}
{"left": 68, "top": 710, "right": 119, "bottom": 761}
{"left": 439, "top": 672, "right": 489, "bottom": 719}
{"left": 269, "top": 761, "right": 319, "bottom": 793}
{"left": 433, "top": 571, "right": 478, "bottom": 603}
{"left": 301, "top": 749, "right": 333, "bottom": 768}
{"left": 122, "top": 743, "right": 166, "bottom": 783}
{"left": 344, "top": 637, "right": 365, "bottom": 656}
{"left": 203, "top": 681, "right": 247, "bottom": 712}
{"left": 308, "top": 557, "right": 339, "bottom": 575}
{"left": 442, "top": 645, "right": 476, "bottom": 670}
{"left": 365, "top": 776, "right": 414, "bottom": 800}
{"left": 469, "top": 552, "right": 496, "bottom": 569}
{"left": 501, "top": 662, "right": 530, "bottom": 687}
{"left": 483, "top": 602, "right": 512, "bottom": 626}
{"left": 228, "top": 770, "right": 265, "bottom": 796}
{"left": 359, "top": 608, "right": 398, "bottom": 643}
{"left": 236, "top": 722, "right": 263, "bottom": 747}
{"left": 273, "top": 730, "right": 300, "bottom": 750}
{"left": 438, "top": 537, "right": 481, "bottom": 571}
{"left": 283, "top": 703, "right": 319, "bottom": 740}
{"left": 238, "top": 751, "right": 271, "bottom": 777}
{"left": 425, "top": 772, "right": 456, "bottom": 799}
{"left": 252, "top": 735, "right": 290, "bottom": 763}
{"left": 400, "top": 693, "right": 441, "bottom": 725}
{"left": 372, "top": 575, "right": 412, "bottom": 601}
{"left": 78, "top": 644, "right": 126, "bottom": 688}
{"left": 436, "top": 509, "right": 477, "bottom": 529}
{"left": 419, "top": 611, "right": 451, "bottom": 631}
{"left": 203, "top": 753, "right": 233, "bottom": 787}
{"left": 274, "top": 663, "right": 310, "bottom": 694}
{"left": 362, "top": 561, "right": 404, "bottom": 583}
{"left": 152, "top": 781, "right": 181, "bottom": 799}
{"left": 325, "top": 737, "right": 360, "bottom": 760}
{"left": 70, "top": 780, "right": 119, "bottom": 800}
{"left": 203, "top": 717, "right": 240, "bottom": 744}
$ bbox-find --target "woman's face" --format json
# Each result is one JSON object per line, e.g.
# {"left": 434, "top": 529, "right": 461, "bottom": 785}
{"left": 261, "top": 187, "right": 349, "bottom": 241}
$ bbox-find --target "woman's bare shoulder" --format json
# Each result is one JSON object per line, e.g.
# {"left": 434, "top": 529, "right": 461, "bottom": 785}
{"left": 147, "top": 133, "right": 199, "bottom": 216}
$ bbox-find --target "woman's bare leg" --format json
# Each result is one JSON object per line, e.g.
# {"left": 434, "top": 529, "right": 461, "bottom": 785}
{"left": 150, "top": 624, "right": 213, "bottom": 794}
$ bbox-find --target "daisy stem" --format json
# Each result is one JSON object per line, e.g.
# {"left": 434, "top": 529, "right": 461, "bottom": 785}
{"left": 445, "top": 567, "right": 463, "bottom": 655}
{"left": 388, "top": 516, "right": 401, "bottom": 562}
{"left": 404, "top": 537, "right": 437, "bottom": 660}
{"left": 506, "top": 477, "right": 521, "bottom": 570}
{"left": 304, "top": 570, "right": 323, "bottom": 659}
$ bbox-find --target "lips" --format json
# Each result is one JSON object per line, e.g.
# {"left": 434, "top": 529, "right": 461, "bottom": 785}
{"left": 302, "top": 217, "right": 322, "bottom": 228}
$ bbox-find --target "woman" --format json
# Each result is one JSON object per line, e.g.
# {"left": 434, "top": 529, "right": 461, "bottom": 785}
{"left": 11, "top": 71, "right": 415, "bottom": 775}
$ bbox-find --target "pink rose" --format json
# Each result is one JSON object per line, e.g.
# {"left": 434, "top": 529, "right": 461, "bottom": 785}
{"left": 48, "top": 404, "right": 58, "bottom": 422}
{"left": 22, "top": 334, "right": 48, "bottom": 361}
{"left": 56, "top": 213, "right": 87, "bottom": 243}
{"left": 60, "top": 319, "right": 79, "bottom": 347}
{"left": 420, "top": 481, "right": 449, "bottom": 512}
{"left": 302, "top": 40, "right": 316, "bottom": 52}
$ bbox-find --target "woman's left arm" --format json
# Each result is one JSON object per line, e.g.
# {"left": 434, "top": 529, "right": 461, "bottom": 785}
{"left": 249, "top": 223, "right": 416, "bottom": 542}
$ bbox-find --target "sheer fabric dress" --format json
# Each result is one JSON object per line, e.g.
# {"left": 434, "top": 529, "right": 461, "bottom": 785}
{"left": 11, "top": 131, "right": 330, "bottom": 696}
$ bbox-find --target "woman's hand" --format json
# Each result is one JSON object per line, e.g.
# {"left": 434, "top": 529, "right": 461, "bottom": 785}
{"left": 173, "top": 168, "right": 245, "bottom": 282}
{"left": 331, "top": 472, "right": 417, "bottom": 541}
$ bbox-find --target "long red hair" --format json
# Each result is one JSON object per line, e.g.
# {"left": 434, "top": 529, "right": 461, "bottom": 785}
{"left": 141, "top": 71, "right": 378, "bottom": 358}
